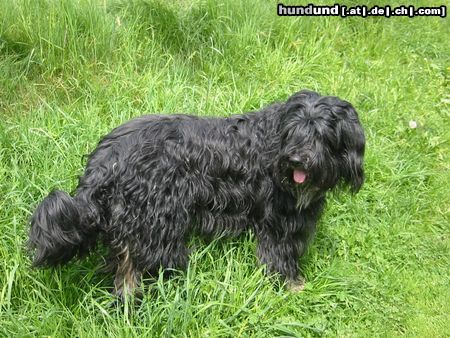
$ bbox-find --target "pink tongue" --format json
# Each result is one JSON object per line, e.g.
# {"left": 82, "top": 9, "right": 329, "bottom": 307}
{"left": 293, "top": 169, "right": 307, "bottom": 184}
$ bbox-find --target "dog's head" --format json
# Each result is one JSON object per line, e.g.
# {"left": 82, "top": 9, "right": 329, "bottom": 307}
{"left": 276, "top": 90, "right": 365, "bottom": 207}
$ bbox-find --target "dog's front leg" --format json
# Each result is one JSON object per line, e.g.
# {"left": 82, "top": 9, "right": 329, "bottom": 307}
{"left": 256, "top": 234, "right": 306, "bottom": 291}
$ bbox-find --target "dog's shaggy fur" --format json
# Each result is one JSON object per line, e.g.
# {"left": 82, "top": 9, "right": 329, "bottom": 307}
{"left": 29, "top": 90, "right": 365, "bottom": 297}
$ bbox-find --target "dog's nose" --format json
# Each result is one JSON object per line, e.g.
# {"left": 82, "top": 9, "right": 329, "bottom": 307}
{"left": 289, "top": 155, "right": 302, "bottom": 165}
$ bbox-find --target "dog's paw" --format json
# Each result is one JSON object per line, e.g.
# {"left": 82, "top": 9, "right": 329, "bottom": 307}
{"left": 286, "top": 278, "right": 305, "bottom": 293}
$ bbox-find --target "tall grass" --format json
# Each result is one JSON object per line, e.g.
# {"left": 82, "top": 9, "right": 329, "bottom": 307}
{"left": 0, "top": 0, "right": 448, "bottom": 336}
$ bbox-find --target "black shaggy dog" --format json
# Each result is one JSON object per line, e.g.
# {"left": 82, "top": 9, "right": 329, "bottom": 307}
{"left": 29, "top": 90, "right": 365, "bottom": 298}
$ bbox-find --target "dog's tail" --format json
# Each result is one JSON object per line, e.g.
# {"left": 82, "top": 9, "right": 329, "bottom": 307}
{"left": 28, "top": 190, "right": 97, "bottom": 267}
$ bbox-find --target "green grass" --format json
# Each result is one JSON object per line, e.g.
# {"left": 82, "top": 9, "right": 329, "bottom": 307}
{"left": 0, "top": 0, "right": 449, "bottom": 336}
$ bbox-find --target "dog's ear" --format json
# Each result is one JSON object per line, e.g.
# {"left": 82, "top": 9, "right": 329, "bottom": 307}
{"left": 334, "top": 103, "right": 365, "bottom": 193}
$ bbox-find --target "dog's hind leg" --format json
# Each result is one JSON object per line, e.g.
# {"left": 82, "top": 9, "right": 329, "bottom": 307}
{"left": 135, "top": 238, "right": 190, "bottom": 282}
{"left": 111, "top": 219, "right": 190, "bottom": 300}
{"left": 112, "top": 234, "right": 189, "bottom": 299}
{"left": 113, "top": 245, "right": 142, "bottom": 300}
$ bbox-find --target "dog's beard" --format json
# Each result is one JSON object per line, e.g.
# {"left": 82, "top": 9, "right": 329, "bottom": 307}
{"left": 289, "top": 168, "right": 320, "bottom": 209}
{"left": 295, "top": 186, "right": 316, "bottom": 209}
{"left": 279, "top": 166, "right": 321, "bottom": 209}
{"left": 294, "top": 185, "right": 320, "bottom": 209}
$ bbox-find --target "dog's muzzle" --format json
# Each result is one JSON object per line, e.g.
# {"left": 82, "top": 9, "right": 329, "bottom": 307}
{"left": 288, "top": 155, "right": 308, "bottom": 184}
